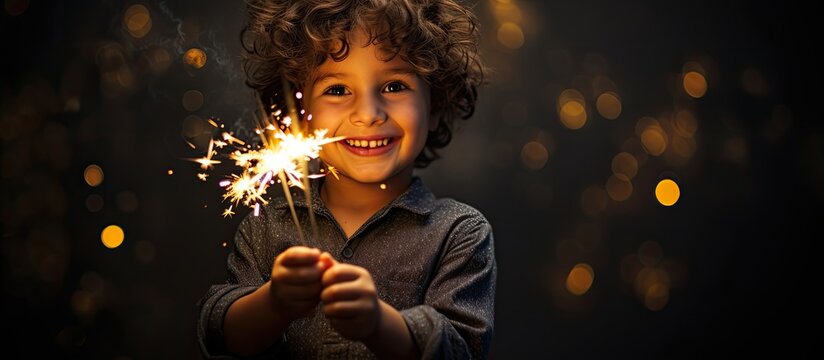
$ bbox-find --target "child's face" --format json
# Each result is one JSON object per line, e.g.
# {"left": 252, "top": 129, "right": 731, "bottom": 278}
{"left": 303, "top": 30, "right": 433, "bottom": 184}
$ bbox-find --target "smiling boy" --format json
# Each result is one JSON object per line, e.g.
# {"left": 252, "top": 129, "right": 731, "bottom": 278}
{"left": 197, "top": 1, "right": 495, "bottom": 359}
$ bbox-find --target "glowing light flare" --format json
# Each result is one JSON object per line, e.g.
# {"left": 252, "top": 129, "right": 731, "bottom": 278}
{"left": 565, "top": 263, "right": 595, "bottom": 296}
{"left": 683, "top": 71, "right": 707, "bottom": 98}
{"left": 497, "top": 22, "right": 525, "bottom": 49}
{"left": 596, "top": 91, "right": 622, "bottom": 120}
{"left": 655, "top": 179, "right": 680, "bottom": 206}
{"left": 84, "top": 165, "right": 104, "bottom": 187}
{"left": 611, "top": 152, "right": 638, "bottom": 180}
{"left": 124, "top": 4, "right": 151, "bottom": 38}
{"left": 184, "top": 48, "right": 207, "bottom": 69}
{"left": 101, "top": 225, "right": 124, "bottom": 249}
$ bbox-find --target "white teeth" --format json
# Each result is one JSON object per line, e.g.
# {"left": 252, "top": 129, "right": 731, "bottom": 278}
{"left": 345, "top": 138, "right": 391, "bottom": 148}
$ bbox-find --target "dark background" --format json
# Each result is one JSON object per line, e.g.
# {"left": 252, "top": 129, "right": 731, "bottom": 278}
{"left": 2, "top": 0, "right": 820, "bottom": 358}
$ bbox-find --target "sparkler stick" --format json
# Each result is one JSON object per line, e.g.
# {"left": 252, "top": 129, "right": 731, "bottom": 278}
{"left": 281, "top": 80, "right": 320, "bottom": 242}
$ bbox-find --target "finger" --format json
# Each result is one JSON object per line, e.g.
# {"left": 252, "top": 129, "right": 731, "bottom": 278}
{"left": 273, "top": 265, "right": 324, "bottom": 285}
{"left": 278, "top": 247, "right": 321, "bottom": 267}
{"left": 322, "top": 299, "right": 370, "bottom": 318}
{"left": 320, "top": 281, "right": 369, "bottom": 303}
{"left": 321, "top": 264, "right": 362, "bottom": 286}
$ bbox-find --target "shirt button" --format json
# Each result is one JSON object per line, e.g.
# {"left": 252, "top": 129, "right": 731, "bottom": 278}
{"left": 342, "top": 246, "right": 354, "bottom": 259}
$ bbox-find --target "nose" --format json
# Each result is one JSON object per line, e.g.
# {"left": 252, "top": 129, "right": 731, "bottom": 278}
{"left": 349, "top": 91, "right": 387, "bottom": 126}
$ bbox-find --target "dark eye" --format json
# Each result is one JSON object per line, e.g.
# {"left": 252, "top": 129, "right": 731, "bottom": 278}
{"left": 383, "top": 81, "right": 408, "bottom": 93}
{"left": 324, "top": 85, "right": 349, "bottom": 96}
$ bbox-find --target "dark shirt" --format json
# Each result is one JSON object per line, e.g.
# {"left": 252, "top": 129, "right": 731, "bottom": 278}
{"left": 197, "top": 177, "right": 496, "bottom": 359}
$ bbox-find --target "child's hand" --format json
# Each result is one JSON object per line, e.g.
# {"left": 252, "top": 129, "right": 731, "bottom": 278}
{"left": 269, "top": 246, "right": 333, "bottom": 321}
{"left": 320, "top": 255, "right": 381, "bottom": 340}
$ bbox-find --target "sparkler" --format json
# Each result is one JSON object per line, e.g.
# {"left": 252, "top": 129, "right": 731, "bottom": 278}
{"left": 187, "top": 85, "right": 343, "bottom": 244}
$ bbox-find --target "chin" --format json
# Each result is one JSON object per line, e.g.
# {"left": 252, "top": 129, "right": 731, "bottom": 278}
{"left": 346, "top": 169, "right": 394, "bottom": 184}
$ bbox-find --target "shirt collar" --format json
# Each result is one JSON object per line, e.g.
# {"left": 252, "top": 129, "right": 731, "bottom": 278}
{"left": 271, "top": 176, "right": 436, "bottom": 216}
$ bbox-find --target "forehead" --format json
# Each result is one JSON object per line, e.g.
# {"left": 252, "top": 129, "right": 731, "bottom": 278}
{"left": 310, "top": 30, "right": 412, "bottom": 78}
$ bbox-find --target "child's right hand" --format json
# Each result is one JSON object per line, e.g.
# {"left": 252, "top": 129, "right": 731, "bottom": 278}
{"left": 269, "top": 246, "right": 334, "bottom": 321}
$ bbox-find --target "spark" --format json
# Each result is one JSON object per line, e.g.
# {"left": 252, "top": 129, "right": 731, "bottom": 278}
{"left": 222, "top": 205, "right": 235, "bottom": 218}
{"left": 327, "top": 165, "right": 340, "bottom": 180}
{"left": 197, "top": 173, "right": 208, "bottom": 181}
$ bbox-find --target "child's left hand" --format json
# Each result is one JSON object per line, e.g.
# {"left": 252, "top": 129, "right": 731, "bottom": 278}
{"left": 319, "top": 254, "right": 381, "bottom": 340}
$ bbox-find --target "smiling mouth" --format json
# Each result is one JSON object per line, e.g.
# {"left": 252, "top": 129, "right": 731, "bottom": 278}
{"left": 343, "top": 137, "right": 394, "bottom": 149}
{"left": 341, "top": 137, "right": 398, "bottom": 156}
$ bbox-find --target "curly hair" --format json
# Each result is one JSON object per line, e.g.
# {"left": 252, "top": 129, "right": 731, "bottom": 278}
{"left": 241, "top": 0, "right": 485, "bottom": 167}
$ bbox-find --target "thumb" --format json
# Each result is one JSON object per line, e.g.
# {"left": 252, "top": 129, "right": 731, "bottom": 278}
{"left": 318, "top": 252, "right": 337, "bottom": 270}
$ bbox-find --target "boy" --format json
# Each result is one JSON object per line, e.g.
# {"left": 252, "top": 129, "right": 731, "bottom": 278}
{"left": 197, "top": 0, "right": 495, "bottom": 358}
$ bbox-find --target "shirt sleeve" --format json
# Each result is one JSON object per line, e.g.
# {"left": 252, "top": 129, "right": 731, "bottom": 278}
{"left": 400, "top": 216, "right": 497, "bottom": 359}
{"left": 196, "top": 212, "right": 279, "bottom": 359}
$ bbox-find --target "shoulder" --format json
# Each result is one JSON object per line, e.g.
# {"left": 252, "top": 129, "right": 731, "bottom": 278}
{"left": 431, "top": 197, "right": 492, "bottom": 239}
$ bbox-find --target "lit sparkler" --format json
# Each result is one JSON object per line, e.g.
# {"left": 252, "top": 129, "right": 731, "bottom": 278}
{"left": 187, "top": 86, "right": 343, "bottom": 244}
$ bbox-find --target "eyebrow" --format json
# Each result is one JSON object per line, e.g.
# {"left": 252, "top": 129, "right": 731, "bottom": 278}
{"left": 311, "top": 67, "right": 418, "bottom": 87}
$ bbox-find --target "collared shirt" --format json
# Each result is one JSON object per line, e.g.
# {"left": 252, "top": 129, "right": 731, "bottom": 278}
{"left": 197, "top": 177, "right": 496, "bottom": 359}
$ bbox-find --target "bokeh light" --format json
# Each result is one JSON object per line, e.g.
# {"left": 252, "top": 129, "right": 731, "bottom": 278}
{"left": 611, "top": 152, "right": 638, "bottom": 180}
{"left": 520, "top": 141, "right": 549, "bottom": 170}
{"left": 683, "top": 71, "right": 707, "bottom": 98}
{"left": 101, "top": 225, "right": 124, "bottom": 249}
{"left": 565, "top": 263, "right": 595, "bottom": 296}
{"left": 146, "top": 46, "right": 172, "bottom": 73}
{"left": 644, "top": 282, "right": 670, "bottom": 311}
{"left": 183, "top": 48, "right": 207, "bottom": 69}
{"left": 655, "top": 179, "right": 680, "bottom": 206}
{"left": 596, "top": 91, "right": 622, "bottom": 119}
{"left": 490, "top": 0, "right": 522, "bottom": 23}
{"left": 182, "top": 89, "right": 204, "bottom": 112}
{"left": 673, "top": 110, "right": 698, "bottom": 137}
{"left": 83, "top": 165, "right": 104, "bottom": 187}
{"left": 497, "top": 22, "right": 525, "bottom": 49}
{"left": 606, "top": 174, "right": 632, "bottom": 202}
{"left": 638, "top": 119, "right": 667, "bottom": 156}
{"left": 558, "top": 89, "right": 587, "bottom": 129}
{"left": 124, "top": 4, "right": 152, "bottom": 38}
